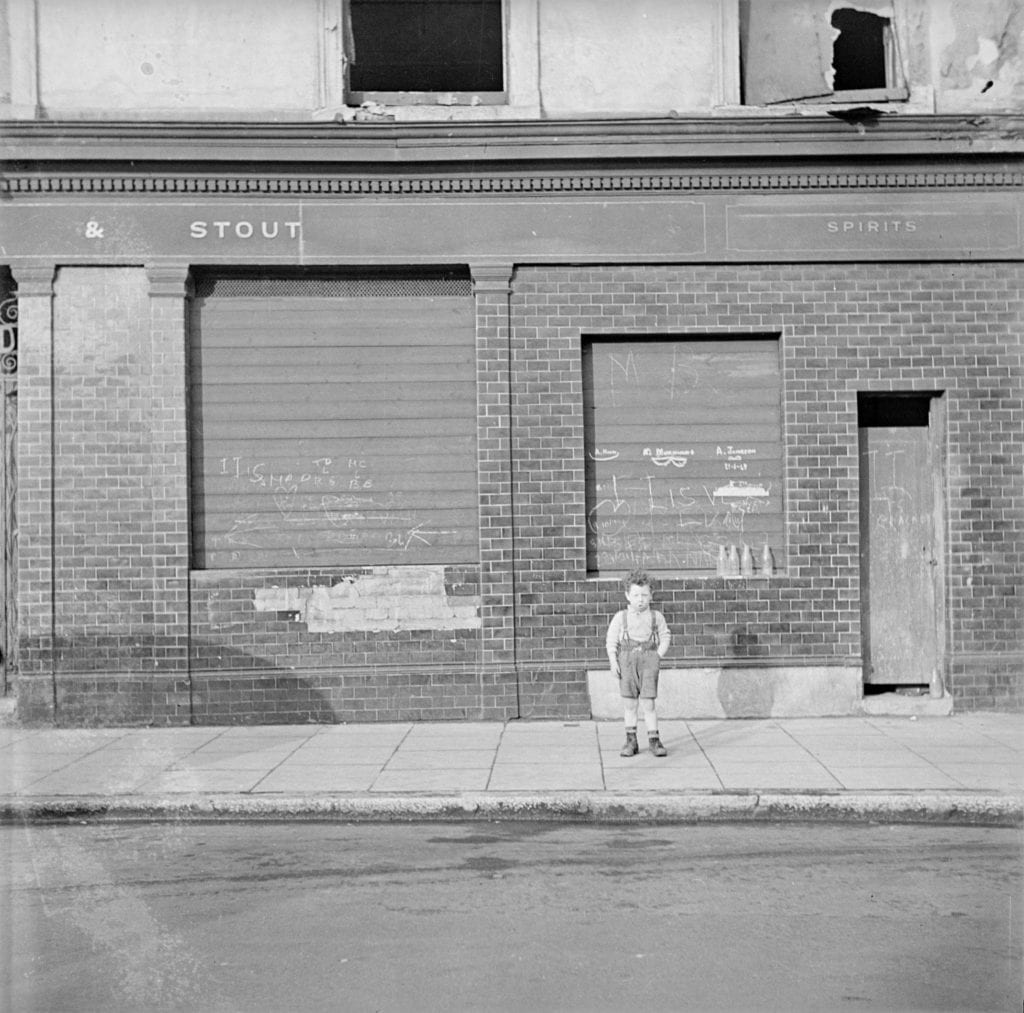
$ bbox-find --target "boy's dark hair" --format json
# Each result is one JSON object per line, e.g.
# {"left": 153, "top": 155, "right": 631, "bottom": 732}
{"left": 623, "top": 569, "right": 653, "bottom": 592}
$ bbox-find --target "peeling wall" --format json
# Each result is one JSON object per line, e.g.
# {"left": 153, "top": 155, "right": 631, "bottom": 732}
{"left": 3, "top": 0, "right": 1022, "bottom": 119}
{"left": 253, "top": 566, "right": 482, "bottom": 634}
{"left": 932, "top": 0, "right": 1024, "bottom": 112}
{"left": 737, "top": 0, "right": 1023, "bottom": 111}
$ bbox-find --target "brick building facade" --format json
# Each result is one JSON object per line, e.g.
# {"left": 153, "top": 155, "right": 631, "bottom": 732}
{"left": 1, "top": 2, "right": 1022, "bottom": 724}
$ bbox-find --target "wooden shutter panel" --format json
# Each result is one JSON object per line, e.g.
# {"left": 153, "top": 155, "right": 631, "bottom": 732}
{"left": 190, "top": 275, "right": 477, "bottom": 569}
{"left": 583, "top": 337, "right": 784, "bottom": 575}
{"left": 741, "top": 0, "right": 834, "bottom": 105}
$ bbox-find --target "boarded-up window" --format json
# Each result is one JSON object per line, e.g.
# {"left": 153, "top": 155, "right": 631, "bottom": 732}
{"left": 583, "top": 336, "right": 784, "bottom": 576}
{"left": 740, "top": 0, "right": 907, "bottom": 105}
{"left": 190, "top": 272, "right": 478, "bottom": 569}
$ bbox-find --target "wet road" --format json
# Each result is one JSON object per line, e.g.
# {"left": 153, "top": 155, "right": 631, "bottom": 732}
{"left": 3, "top": 821, "right": 1020, "bottom": 1011}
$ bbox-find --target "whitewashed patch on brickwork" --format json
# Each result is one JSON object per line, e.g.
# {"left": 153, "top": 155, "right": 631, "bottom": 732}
{"left": 253, "top": 565, "right": 480, "bottom": 633}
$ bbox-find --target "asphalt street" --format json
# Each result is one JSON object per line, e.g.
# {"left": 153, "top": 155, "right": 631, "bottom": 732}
{"left": 4, "top": 820, "right": 1021, "bottom": 1012}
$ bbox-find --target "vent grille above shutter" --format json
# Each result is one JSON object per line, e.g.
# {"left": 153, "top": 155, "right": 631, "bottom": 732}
{"left": 194, "top": 274, "right": 472, "bottom": 299}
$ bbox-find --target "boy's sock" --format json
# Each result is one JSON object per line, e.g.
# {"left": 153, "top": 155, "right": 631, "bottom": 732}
{"left": 639, "top": 698, "right": 659, "bottom": 737}
{"left": 623, "top": 699, "right": 639, "bottom": 729}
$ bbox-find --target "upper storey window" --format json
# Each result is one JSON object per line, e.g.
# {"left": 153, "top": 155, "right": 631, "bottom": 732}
{"left": 347, "top": 0, "right": 505, "bottom": 103}
{"left": 740, "top": 0, "right": 908, "bottom": 106}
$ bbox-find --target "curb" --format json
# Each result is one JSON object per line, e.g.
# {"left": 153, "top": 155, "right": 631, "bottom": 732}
{"left": 2, "top": 791, "right": 1020, "bottom": 826}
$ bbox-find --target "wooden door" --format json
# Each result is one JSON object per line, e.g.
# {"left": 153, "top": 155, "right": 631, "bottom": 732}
{"left": 859, "top": 410, "right": 938, "bottom": 685}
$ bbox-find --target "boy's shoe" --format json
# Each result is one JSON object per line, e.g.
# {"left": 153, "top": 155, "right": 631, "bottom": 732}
{"left": 620, "top": 731, "right": 639, "bottom": 757}
{"left": 648, "top": 736, "right": 668, "bottom": 757}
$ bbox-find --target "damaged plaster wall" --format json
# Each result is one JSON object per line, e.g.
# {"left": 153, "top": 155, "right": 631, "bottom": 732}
{"left": 23, "top": 0, "right": 324, "bottom": 116}
{"left": 253, "top": 566, "right": 482, "bottom": 634}
{"left": 742, "top": 0, "right": 1024, "bottom": 112}
{"left": 932, "top": 0, "right": 1024, "bottom": 112}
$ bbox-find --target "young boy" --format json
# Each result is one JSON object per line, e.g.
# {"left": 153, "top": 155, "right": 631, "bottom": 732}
{"left": 606, "top": 570, "right": 671, "bottom": 757}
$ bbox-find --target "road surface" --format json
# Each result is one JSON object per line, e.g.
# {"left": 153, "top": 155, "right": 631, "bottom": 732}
{"left": 3, "top": 820, "right": 1020, "bottom": 1011}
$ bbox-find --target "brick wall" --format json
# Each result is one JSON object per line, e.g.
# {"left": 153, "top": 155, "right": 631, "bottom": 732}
{"left": 13, "top": 260, "right": 1022, "bottom": 724}
{"left": 48, "top": 267, "right": 191, "bottom": 721}
{"left": 15, "top": 266, "right": 193, "bottom": 724}
{"left": 188, "top": 565, "right": 514, "bottom": 723}
{"left": 508, "top": 263, "right": 1023, "bottom": 711}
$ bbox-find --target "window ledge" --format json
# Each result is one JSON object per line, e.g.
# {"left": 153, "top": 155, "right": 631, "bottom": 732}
{"left": 348, "top": 91, "right": 507, "bottom": 107}
{"left": 799, "top": 87, "right": 910, "bottom": 105}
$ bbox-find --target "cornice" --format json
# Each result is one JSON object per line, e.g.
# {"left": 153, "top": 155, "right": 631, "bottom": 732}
{"left": 2, "top": 168, "right": 1021, "bottom": 197}
{"left": 2, "top": 114, "right": 1023, "bottom": 166}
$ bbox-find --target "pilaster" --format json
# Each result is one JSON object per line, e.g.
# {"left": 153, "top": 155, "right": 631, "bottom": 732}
{"left": 10, "top": 264, "right": 56, "bottom": 715}
{"left": 146, "top": 264, "right": 193, "bottom": 675}
{"left": 472, "top": 263, "right": 516, "bottom": 673}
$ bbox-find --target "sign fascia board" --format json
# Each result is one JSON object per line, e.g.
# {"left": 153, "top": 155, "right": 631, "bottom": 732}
{"left": 1, "top": 194, "right": 1021, "bottom": 264}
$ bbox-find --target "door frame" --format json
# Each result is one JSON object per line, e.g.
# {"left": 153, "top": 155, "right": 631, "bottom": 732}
{"left": 857, "top": 392, "right": 947, "bottom": 690}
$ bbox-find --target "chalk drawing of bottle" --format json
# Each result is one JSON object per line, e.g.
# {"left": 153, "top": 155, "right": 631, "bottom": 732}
{"left": 740, "top": 544, "right": 754, "bottom": 577}
{"left": 717, "top": 544, "right": 728, "bottom": 576}
{"left": 761, "top": 544, "right": 774, "bottom": 577}
{"left": 727, "top": 544, "right": 740, "bottom": 577}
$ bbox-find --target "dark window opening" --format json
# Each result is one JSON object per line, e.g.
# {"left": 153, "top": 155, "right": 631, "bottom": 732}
{"left": 862, "top": 684, "right": 930, "bottom": 696}
{"left": 858, "top": 394, "right": 933, "bottom": 428}
{"left": 831, "top": 9, "right": 889, "bottom": 92}
{"left": 348, "top": 0, "right": 503, "bottom": 95}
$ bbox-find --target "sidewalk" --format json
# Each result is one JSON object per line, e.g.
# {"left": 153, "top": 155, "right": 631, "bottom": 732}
{"left": 1, "top": 714, "right": 1021, "bottom": 825}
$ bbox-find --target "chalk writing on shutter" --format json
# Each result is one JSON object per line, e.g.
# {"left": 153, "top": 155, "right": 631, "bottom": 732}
{"left": 583, "top": 337, "right": 783, "bottom": 574}
{"left": 191, "top": 286, "right": 477, "bottom": 569}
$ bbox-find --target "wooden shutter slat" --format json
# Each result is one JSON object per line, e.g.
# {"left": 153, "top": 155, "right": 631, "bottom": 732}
{"left": 194, "top": 418, "right": 474, "bottom": 441}
{"left": 198, "top": 436, "right": 477, "bottom": 459}
{"left": 198, "top": 360, "right": 473, "bottom": 383}
{"left": 197, "top": 401, "right": 474, "bottom": 422}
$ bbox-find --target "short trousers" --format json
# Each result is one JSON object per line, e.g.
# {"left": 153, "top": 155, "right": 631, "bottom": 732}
{"left": 618, "top": 643, "right": 660, "bottom": 699}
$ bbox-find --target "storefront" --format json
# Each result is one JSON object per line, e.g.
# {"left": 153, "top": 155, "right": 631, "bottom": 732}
{"left": 2, "top": 119, "right": 1022, "bottom": 723}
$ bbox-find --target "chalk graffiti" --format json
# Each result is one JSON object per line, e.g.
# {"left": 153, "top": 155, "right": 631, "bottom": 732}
{"left": 712, "top": 481, "right": 770, "bottom": 499}
{"left": 606, "top": 351, "right": 641, "bottom": 407}
{"left": 218, "top": 455, "right": 372, "bottom": 495}
{"left": 213, "top": 453, "right": 444, "bottom": 553}
{"left": 643, "top": 447, "right": 695, "bottom": 468}
{"left": 386, "top": 525, "right": 459, "bottom": 550}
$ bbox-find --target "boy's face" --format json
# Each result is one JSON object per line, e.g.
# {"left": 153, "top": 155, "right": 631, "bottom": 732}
{"left": 625, "top": 583, "right": 652, "bottom": 612}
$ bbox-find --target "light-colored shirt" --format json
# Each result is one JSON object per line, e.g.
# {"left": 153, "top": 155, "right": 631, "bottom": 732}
{"left": 605, "top": 608, "right": 671, "bottom": 662}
